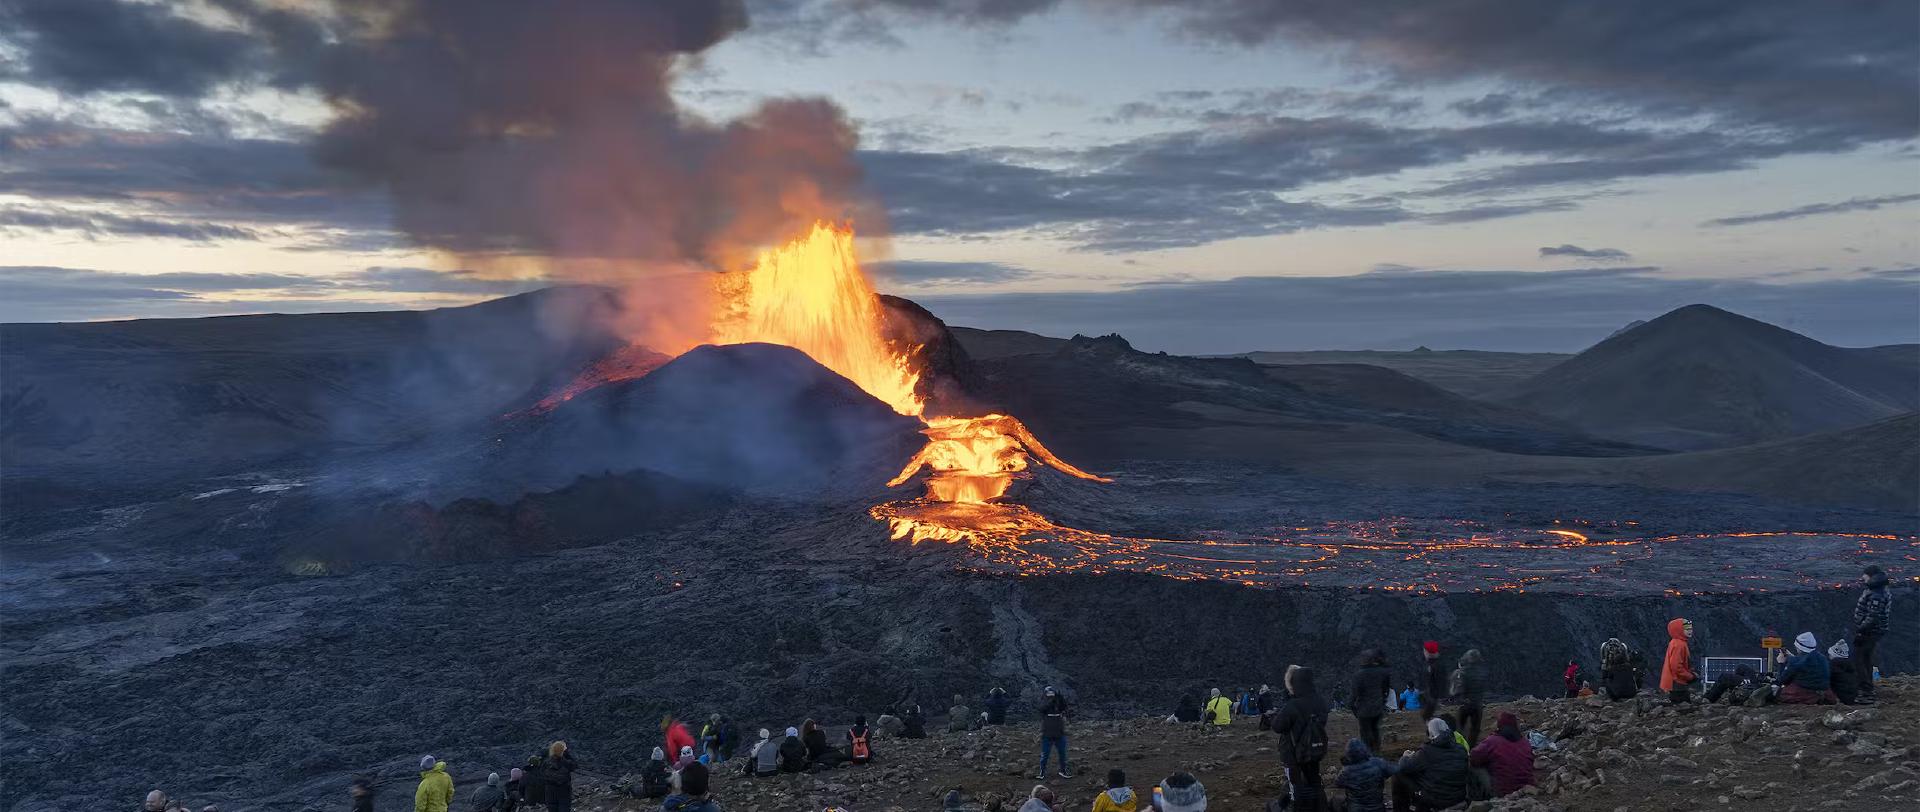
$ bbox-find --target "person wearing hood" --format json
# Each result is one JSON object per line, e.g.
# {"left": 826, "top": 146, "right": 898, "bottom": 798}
{"left": 1659, "top": 618, "right": 1697, "bottom": 704}
{"left": 847, "top": 715, "right": 874, "bottom": 764}
{"left": 544, "top": 741, "right": 577, "bottom": 812}
{"left": 1773, "top": 632, "right": 1834, "bottom": 705}
{"left": 1468, "top": 712, "right": 1535, "bottom": 796}
{"left": 1038, "top": 686, "right": 1071, "bottom": 779}
{"left": 1351, "top": 649, "right": 1393, "bottom": 752}
{"left": 1203, "top": 688, "right": 1233, "bottom": 726}
{"left": 1158, "top": 772, "right": 1207, "bottom": 812}
{"left": 775, "top": 727, "right": 808, "bottom": 772}
{"left": 1017, "top": 785, "right": 1057, "bottom": 812}
{"left": 1853, "top": 564, "right": 1892, "bottom": 701}
{"left": 1173, "top": 691, "right": 1202, "bottom": 724}
{"left": 661, "top": 761, "right": 721, "bottom": 812}
{"left": 948, "top": 694, "right": 973, "bottom": 733}
{"left": 1598, "top": 638, "right": 1635, "bottom": 701}
{"left": 1332, "top": 738, "right": 1397, "bottom": 812}
{"left": 1562, "top": 660, "right": 1581, "bottom": 699}
{"left": 747, "top": 728, "right": 779, "bottom": 777}
{"left": 1419, "top": 641, "right": 1445, "bottom": 722}
{"left": 985, "top": 687, "right": 1012, "bottom": 725}
{"left": 1828, "top": 640, "right": 1861, "bottom": 705}
{"left": 349, "top": 776, "right": 375, "bottom": 812}
{"left": 899, "top": 703, "right": 927, "bottom": 738}
{"left": 1451, "top": 649, "right": 1487, "bottom": 745}
{"left": 470, "top": 773, "right": 507, "bottom": 812}
{"left": 1092, "top": 769, "right": 1138, "bottom": 812}
{"left": 1273, "top": 666, "right": 1331, "bottom": 811}
{"left": 415, "top": 756, "right": 453, "bottom": 812}
{"left": 1392, "top": 719, "right": 1470, "bottom": 812}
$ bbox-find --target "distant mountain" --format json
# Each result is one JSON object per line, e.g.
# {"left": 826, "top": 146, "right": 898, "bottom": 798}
{"left": 1236, "top": 349, "right": 1571, "bottom": 398}
{"left": 949, "top": 326, "right": 1070, "bottom": 359}
{"left": 1633, "top": 414, "right": 1920, "bottom": 513}
{"left": 1501, "top": 304, "right": 1920, "bottom": 449}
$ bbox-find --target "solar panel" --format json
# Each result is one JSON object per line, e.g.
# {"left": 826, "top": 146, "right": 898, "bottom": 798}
{"left": 1703, "top": 656, "right": 1766, "bottom": 683}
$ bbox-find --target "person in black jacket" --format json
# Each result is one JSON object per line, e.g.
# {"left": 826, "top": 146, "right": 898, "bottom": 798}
{"left": 1393, "top": 719, "right": 1470, "bottom": 812}
{"left": 985, "top": 688, "right": 1012, "bottom": 725}
{"left": 1351, "top": 649, "right": 1393, "bottom": 752}
{"left": 1173, "top": 691, "right": 1201, "bottom": 724}
{"left": 780, "top": 726, "right": 811, "bottom": 772}
{"left": 1452, "top": 649, "right": 1487, "bottom": 745}
{"left": 1828, "top": 640, "right": 1860, "bottom": 705}
{"left": 348, "top": 776, "right": 374, "bottom": 812}
{"left": 543, "top": 741, "right": 577, "bottom": 812}
{"left": 902, "top": 704, "right": 927, "bottom": 738}
{"left": 522, "top": 754, "right": 547, "bottom": 807}
{"left": 503, "top": 768, "right": 525, "bottom": 812}
{"left": 1273, "top": 666, "right": 1331, "bottom": 812}
{"left": 1853, "top": 564, "right": 1892, "bottom": 701}
{"left": 1419, "top": 641, "right": 1445, "bottom": 723}
{"left": 1037, "top": 686, "right": 1071, "bottom": 779}
{"left": 1256, "top": 683, "right": 1277, "bottom": 729}
{"left": 636, "top": 750, "right": 670, "bottom": 799}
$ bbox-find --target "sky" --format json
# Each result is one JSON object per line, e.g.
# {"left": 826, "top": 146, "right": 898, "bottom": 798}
{"left": 1, "top": 0, "right": 1916, "bottom": 352}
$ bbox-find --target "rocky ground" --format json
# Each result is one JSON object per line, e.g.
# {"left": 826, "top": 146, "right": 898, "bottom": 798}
{"left": 550, "top": 678, "right": 1920, "bottom": 812}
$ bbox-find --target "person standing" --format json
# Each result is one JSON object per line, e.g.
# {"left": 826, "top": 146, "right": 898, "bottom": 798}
{"left": 1451, "top": 649, "right": 1487, "bottom": 745}
{"left": 1273, "top": 666, "right": 1331, "bottom": 812}
{"left": 414, "top": 756, "right": 453, "bottom": 812}
{"left": 1660, "top": 618, "right": 1697, "bottom": 704}
{"left": 1853, "top": 564, "right": 1892, "bottom": 702}
{"left": 1037, "top": 686, "right": 1071, "bottom": 779}
{"left": 1351, "top": 649, "right": 1392, "bottom": 753}
{"left": 1562, "top": 660, "right": 1581, "bottom": 699}
{"left": 1420, "top": 641, "right": 1445, "bottom": 723}
{"left": 542, "top": 741, "right": 576, "bottom": 812}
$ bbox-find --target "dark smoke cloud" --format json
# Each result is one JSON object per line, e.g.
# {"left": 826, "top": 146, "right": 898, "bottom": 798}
{"left": 310, "top": 0, "right": 870, "bottom": 270}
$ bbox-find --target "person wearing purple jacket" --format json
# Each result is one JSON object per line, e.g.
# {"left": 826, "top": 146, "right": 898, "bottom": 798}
{"left": 1467, "top": 712, "right": 1535, "bottom": 796}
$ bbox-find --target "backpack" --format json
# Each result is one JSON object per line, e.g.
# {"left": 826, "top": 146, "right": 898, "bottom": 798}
{"left": 1290, "top": 709, "right": 1329, "bottom": 763}
{"left": 1600, "top": 639, "right": 1628, "bottom": 670}
{"left": 849, "top": 730, "right": 870, "bottom": 762}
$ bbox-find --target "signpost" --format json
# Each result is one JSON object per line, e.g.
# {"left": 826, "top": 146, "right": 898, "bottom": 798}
{"left": 1760, "top": 635, "right": 1783, "bottom": 674}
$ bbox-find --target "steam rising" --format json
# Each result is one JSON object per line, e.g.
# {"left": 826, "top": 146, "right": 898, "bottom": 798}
{"left": 312, "top": 0, "right": 868, "bottom": 274}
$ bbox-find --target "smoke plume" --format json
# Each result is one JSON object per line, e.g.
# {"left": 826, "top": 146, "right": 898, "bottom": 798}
{"left": 311, "top": 0, "right": 868, "bottom": 276}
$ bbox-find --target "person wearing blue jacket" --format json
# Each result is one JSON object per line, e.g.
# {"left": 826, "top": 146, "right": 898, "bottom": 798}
{"left": 1332, "top": 738, "right": 1398, "bottom": 812}
{"left": 1773, "top": 632, "right": 1833, "bottom": 704}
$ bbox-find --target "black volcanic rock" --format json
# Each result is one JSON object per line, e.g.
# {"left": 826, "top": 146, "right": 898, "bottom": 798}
{"left": 1502, "top": 304, "right": 1920, "bottom": 449}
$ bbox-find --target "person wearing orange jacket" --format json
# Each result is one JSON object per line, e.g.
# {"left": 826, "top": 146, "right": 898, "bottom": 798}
{"left": 1659, "top": 618, "right": 1697, "bottom": 704}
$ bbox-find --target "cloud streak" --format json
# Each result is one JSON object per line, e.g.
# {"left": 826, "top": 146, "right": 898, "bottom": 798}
{"left": 1702, "top": 193, "right": 1920, "bottom": 228}
{"left": 1539, "top": 244, "right": 1631, "bottom": 261}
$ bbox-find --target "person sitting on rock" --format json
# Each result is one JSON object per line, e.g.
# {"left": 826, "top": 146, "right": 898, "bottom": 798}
{"left": 944, "top": 788, "right": 974, "bottom": 811}
{"left": 800, "top": 719, "right": 837, "bottom": 767}
{"left": 875, "top": 706, "right": 905, "bottom": 738}
{"left": 1393, "top": 719, "right": 1471, "bottom": 812}
{"left": 1438, "top": 713, "right": 1469, "bottom": 751}
{"left": 948, "top": 694, "right": 972, "bottom": 733}
{"left": 846, "top": 716, "right": 874, "bottom": 764}
{"left": 1172, "top": 691, "right": 1202, "bottom": 724}
{"left": 985, "top": 687, "right": 1012, "bottom": 725}
{"left": 1703, "top": 664, "right": 1760, "bottom": 705}
{"left": 778, "top": 727, "right": 809, "bottom": 772}
{"left": 1598, "top": 637, "right": 1635, "bottom": 701}
{"left": 746, "top": 729, "right": 780, "bottom": 777}
{"left": 902, "top": 703, "right": 928, "bottom": 738}
{"left": 1468, "top": 711, "right": 1535, "bottom": 796}
{"left": 1203, "top": 688, "right": 1233, "bottom": 726}
{"left": 1018, "top": 785, "right": 1058, "bottom": 812}
{"left": 1578, "top": 681, "right": 1595, "bottom": 697}
{"left": 1659, "top": 618, "right": 1698, "bottom": 704}
{"left": 673, "top": 745, "right": 698, "bottom": 773}
{"left": 1038, "top": 686, "right": 1072, "bottom": 779}
{"left": 1157, "top": 772, "right": 1207, "bottom": 812}
{"left": 415, "top": 756, "right": 454, "bottom": 812}
{"left": 1398, "top": 684, "right": 1421, "bottom": 713}
{"left": 1093, "top": 768, "right": 1138, "bottom": 812}
{"left": 1828, "top": 640, "right": 1860, "bottom": 705}
{"left": 1772, "top": 632, "right": 1834, "bottom": 704}
{"left": 632, "top": 749, "right": 670, "bottom": 799}
{"left": 470, "top": 773, "right": 507, "bottom": 812}
{"left": 661, "top": 761, "right": 720, "bottom": 812}
{"left": 1331, "top": 737, "right": 1397, "bottom": 812}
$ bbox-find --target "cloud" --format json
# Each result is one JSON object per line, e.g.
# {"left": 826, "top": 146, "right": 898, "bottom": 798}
{"left": 1702, "top": 193, "right": 1920, "bottom": 227}
{"left": 0, "top": 265, "right": 545, "bottom": 322}
{"left": 1539, "top": 244, "right": 1631, "bottom": 261}
{"left": 0, "top": 205, "right": 262, "bottom": 242}
{"left": 915, "top": 267, "right": 1920, "bottom": 353}
{"left": 869, "top": 259, "right": 1037, "bottom": 286}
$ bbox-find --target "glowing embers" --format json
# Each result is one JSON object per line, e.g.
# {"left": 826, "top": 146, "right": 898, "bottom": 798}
{"left": 711, "top": 222, "right": 923, "bottom": 417}
{"left": 887, "top": 414, "right": 1113, "bottom": 503}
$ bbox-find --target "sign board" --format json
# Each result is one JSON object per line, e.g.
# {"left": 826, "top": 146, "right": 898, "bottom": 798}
{"left": 1760, "top": 636, "right": 1783, "bottom": 649}
{"left": 1702, "top": 656, "right": 1766, "bottom": 685}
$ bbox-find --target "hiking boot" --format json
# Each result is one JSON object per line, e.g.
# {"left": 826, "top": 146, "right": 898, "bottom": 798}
{"left": 1057, "top": 771, "right": 1072, "bottom": 779}
{"left": 1034, "top": 772, "right": 1047, "bottom": 779}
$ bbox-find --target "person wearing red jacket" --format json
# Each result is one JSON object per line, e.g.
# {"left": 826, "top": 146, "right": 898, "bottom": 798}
{"left": 1468, "top": 711, "right": 1535, "bottom": 796}
{"left": 662, "top": 716, "right": 696, "bottom": 765}
{"left": 1562, "top": 660, "right": 1581, "bottom": 698}
{"left": 1659, "top": 618, "right": 1697, "bottom": 703}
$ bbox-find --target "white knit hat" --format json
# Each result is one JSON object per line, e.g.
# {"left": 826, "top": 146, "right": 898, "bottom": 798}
{"left": 1427, "top": 718, "right": 1451, "bottom": 739}
{"left": 1794, "top": 632, "right": 1817, "bottom": 653}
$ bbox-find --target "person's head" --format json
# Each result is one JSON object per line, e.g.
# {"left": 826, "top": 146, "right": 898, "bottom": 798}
{"left": 1794, "top": 632, "right": 1818, "bottom": 654}
{"left": 709, "top": 712, "right": 720, "bottom": 723}
{"left": 785, "top": 726, "right": 799, "bottom": 738}
{"left": 991, "top": 686, "right": 1005, "bottom": 696}
{"left": 510, "top": 767, "right": 525, "bottom": 782}
{"left": 1668, "top": 618, "right": 1692, "bottom": 640}
{"left": 1342, "top": 737, "right": 1371, "bottom": 766}
{"left": 954, "top": 693, "right": 964, "bottom": 704}
{"left": 1209, "top": 687, "right": 1220, "bottom": 698}
{"left": 853, "top": 714, "right": 866, "bottom": 726}
{"left": 759, "top": 728, "right": 772, "bottom": 741}
{"left": 1830, "top": 639, "right": 1852, "bottom": 660}
{"left": 1496, "top": 711, "right": 1520, "bottom": 739}
{"left": 678, "top": 745, "right": 694, "bottom": 760}
{"left": 1427, "top": 718, "right": 1452, "bottom": 741}
{"left": 1260, "top": 683, "right": 1270, "bottom": 693}
{"left": 1289, "top": 666, "right": 1318, "bottom": 696}
{"left": 1159, "top": 772, "right": 1207, "bottom": 812}
{"left": 1423, "top": 640, "right": 1440, "bottom": 659}
{"left": 487, "top": 773, "right": 500, "bottom": 787}
{"left": 1440, "top": 712, "right": 1459, "bottom": 731}
{"left": 350, "top": 776, "right": 373, "bottom": 797}
{"left": 145, "top": 790, "right": 168, "bottom": 811}
{"left": 679, "top": 762, "right": 710, "bottom": 797}
{"left": 1864, "top": 564, "right": 1886, "bottom": 588}
{"left": 548, "top": 740, "right": 567, "bottom": 759}
{"left": 1029, "top": 785, "right": 1055, "bottom": 802}
{"left": 651, "top": 747, "right": 665, "bottom": 762}
{"left": 1044, "top": 685, "right": 1057, "bottom": 697}
{"left": 419, "top": 755, "right": 437, "bottom": 771}
{"left": 1108, "top": 768, "right": 1127, "bottom": 788}
{"left": 660, "top": 714, "right": 674, "bottom": 731}
{"left": 944, "top": 788, "right": 967, "bottom": 810}
{"left": 802, "top": 718, "right": 818, "bottom": 735}
{"left": 1461, "top": 648, "right": 1482, "bottom": 666}
{"left": 1364, "top": 648, "right": 1386, "bottom": 667}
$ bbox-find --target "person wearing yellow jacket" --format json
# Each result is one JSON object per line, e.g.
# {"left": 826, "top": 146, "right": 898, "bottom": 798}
{"left": 415, "top": 756, "right": 453, "bottom": 812}
{"left": 1092, "top": 768, "right": 1139, "bottom": 812}
{"left": 1203, "top": 688, "right": 1233, "bottom": 726}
